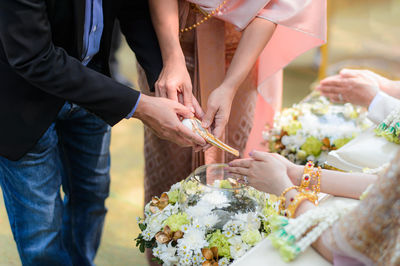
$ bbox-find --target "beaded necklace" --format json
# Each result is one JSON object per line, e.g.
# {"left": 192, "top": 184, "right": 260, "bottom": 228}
{"left": 180, "top": 1, "right": 229, "bottom": 33}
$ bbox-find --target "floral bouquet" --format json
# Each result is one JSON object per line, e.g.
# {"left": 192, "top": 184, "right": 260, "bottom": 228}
{"left": 264, "top": 92, "right": 372, "bottom": 166}
{"left": 135, "top": 164, "right": 278, "bottom": 265}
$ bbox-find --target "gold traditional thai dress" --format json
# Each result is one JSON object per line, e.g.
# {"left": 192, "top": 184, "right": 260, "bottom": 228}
{"left": 323, "top": 151, "right": 400, "bottom": 266}
{"left": 139, "top": 0, "right": 326, "bottom": 206}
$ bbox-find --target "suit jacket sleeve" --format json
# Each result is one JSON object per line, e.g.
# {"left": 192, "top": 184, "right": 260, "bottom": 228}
{"left": 0, "top": 0, "right": 139, "bottom": 126}
{"left": 118, "top": 0, "right": 163, "bottom": 91}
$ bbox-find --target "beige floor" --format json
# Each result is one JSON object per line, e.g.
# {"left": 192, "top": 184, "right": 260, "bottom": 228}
{"left": 1, "top": 1, "right": 399, "bottom": 265}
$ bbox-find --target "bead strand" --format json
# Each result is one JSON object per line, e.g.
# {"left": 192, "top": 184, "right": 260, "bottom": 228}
{"left": 180, "top": 1, "right": 229, "bottom": 33}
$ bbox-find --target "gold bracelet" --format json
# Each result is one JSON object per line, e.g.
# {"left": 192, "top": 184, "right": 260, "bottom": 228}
{"left": 300, "top": 161, "right": 314, "bottom": 191}
{"left": 285, "top": 192, "right": 318, "bottom": 218}
{"left": 278, "top": 186, "right": 298, "bottom": 213}
{"left": 311, "top": 166, "right": 322, "bottom": 193}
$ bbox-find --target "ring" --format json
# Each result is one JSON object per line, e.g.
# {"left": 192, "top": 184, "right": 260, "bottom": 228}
{"left": 242, "top": 175, "right": 249, "bottom": 185}
{"left": 338, "top": 93, "right": 343, "bottom": 102}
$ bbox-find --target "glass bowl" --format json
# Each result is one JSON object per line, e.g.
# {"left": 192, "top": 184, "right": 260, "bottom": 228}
{"left": 178, "top": 164, "right": 264, "bottom": 229}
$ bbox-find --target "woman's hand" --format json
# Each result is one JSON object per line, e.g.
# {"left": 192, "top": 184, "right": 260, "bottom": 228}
{"left": 227, "top": 151, "right": 293, "bottom": 195}
{"left": 201, "top": 85, "right": 235, "bottom": 140}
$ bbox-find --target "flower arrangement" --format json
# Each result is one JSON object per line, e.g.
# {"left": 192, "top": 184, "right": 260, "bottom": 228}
{"left": 264, "top": 93, "right": 372, "bottom": 165}
{"left": 135, "top": 164, "right": 278, "bottom": 265}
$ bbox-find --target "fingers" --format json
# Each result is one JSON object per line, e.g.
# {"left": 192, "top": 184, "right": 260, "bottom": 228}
{"left": 202, "top": 104, "right": 218, "bottom": 128}
{"left": 166, "top": 85, "right": 179, "bottom": 102}
{"left": 176, "top": 123, "right": 206, "bottom": 146}
{"left": 227, "top": 166, "right": 249, "bottom": 176}
{"left": 339, "top": 68, "right": 358, "bottom": 78}
{"left": 318, "top": 85, "right": 343, "bottom": 95}
{"left": 182, "top": 85, "right": 195, "bottom": 113}
{"left": 249, "top": 150, "right": 269, "bottom": 161}
{"left": 173, "top": 101, "right": 195, "bottom": 119}
{"left": 228, "top": 158, "right": 252, "bottom": 168}
{"left": 192, "top": 96, "right": 205, "bottom": 119}
{"left": 322, "top": 92, "right": 343, "bottom": 103}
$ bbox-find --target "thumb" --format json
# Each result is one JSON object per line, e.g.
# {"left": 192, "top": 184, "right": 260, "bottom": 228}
{"left": 201, "top": 105, "right": 217, "bottom": 128}
{"left": 173, "top": 101, "right": 194, "bottom": 119}
{"left": 339, "top": 68, "right": 356, "bottom": 78}
{"left": 249, "top": 150, "right": 269, "bottom": 161}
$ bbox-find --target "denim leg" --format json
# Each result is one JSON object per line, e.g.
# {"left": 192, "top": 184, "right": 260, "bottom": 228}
{"left": 57, "top": 104, "right": 111, "bottom": 266}
{"left": 0, "top": 123, "right": 72, "bottom": 266}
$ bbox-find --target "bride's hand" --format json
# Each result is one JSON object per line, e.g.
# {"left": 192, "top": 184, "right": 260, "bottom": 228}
{"left": 201, "top": 85, "right": 235, "bottom": 141}
{"left": 227, "top": 151, "right": 293, "bottom": 195}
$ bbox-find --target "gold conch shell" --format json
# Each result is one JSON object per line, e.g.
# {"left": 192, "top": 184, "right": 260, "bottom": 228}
{"left": 183, "top": 118, "right": 239, "bottom": 157}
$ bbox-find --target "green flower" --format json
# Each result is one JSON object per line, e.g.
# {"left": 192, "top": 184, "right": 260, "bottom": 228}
{"left": 220, "top": 180, "right": 233, "bottom": 189}
{"left": 167, "top": 190, "right": 179, "bottom": 204}
{"left": 162, "top": 212, "right": 189, "bottom": 232}
{"left": 283, "top": 121, "right": 302, "bottom": 135}
{"left": 333, "top": 138, "right": 352, "bottom": 149}
{"left": 241, "top": 229, "right": 262, "bottom": 246}
{"left": 296, "top": 149, "right": 308, "bottom": 161}
{"left": 207, "top": 230, "right": 231, "bottom": 258}
{"left": 301, "top": 136, "right": 323, "bottom": 156}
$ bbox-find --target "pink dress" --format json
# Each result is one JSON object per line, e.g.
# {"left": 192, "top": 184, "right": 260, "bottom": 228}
{"left": 188, "top": 0, "right": 327, "bottom": 155}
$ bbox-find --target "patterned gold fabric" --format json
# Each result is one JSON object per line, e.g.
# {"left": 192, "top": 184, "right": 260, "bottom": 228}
{"left": 325, "top": 151, "right": 400, "bottom": 265}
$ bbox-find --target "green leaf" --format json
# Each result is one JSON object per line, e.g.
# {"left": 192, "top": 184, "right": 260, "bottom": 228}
{"left": 139, "top": 242, "right": 145, "bottom": 253}
{"left": 139, "top": 223, "right": 147, "bottom": 231}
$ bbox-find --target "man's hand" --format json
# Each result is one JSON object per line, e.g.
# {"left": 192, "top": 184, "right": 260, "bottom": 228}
{"left": 316, "top": 69, "right": 379, "bottom": 107}
{"left": 133, "top": 94, "right": 206, "bottom": 147}
{"left": 201, "top": 86, "right": 235, "bottom": 140}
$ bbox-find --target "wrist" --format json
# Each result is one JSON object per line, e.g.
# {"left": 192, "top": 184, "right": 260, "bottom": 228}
{"left": 163, "top": 50, "right": 186, "bottom": 66}
{"left": 132, "top": 94, "right": 151, "bottom": 120}
{"left": 288, "top": 165, "right": 303, "bottom": 186}
{"left": 216, "top": 82, "right": 238, "bottom": 99}
{"left": 277, "top": 174, "right": 295, "bottom": 195}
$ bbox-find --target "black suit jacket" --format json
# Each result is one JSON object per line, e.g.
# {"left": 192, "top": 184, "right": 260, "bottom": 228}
{"left": 0, "top": 0, "right": 162, "bottom": 160}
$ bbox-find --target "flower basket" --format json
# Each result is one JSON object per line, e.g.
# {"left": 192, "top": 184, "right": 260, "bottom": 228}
{"left": 136, "top": 164, "right": 278, "bottom": 265}
{"left": 264, "top": 92, "right": 372, "bottom": 166}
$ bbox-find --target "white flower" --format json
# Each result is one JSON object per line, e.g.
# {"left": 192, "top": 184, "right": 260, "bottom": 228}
{"left": 223, "top": 230, "right": 234, "bottom": 238}
{"left": 229, "top": 236, "right": 250, "bottom": 259}
{"left": 163, "top": 203, "right": 180, "bottom": 215}
{"left": 198, "top": 214, "right": 219, "bottom": 229}
{"left": 158, "top": 243, "right": 179, "bottom": 266}
{"left": 170, "top": 182, "right": 181, "bottom": 191}
{"left": 142, "top": 229, "right": 154, "bottom": 241}
{"left": 199, "top": 191, "right": 230, "bottom": 208}
{"left": 177, "top": 227, "right": 208, "bottom": 251}
{"left": 223, "top": 220, "right": 244, "bottom": 234}
{"left": 152, "top": 244, "right": 162, "bottom": 258}
{"left": 233, "top": 212, "right": 260, "bottom": 230}
{"left": 219, "top": 257, "right": 230, "bottom": 265}
{"left": 186, "top": 203, "right": 213, "bottom": 218}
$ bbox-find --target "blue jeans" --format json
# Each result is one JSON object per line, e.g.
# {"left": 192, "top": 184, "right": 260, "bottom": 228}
{"left": 0, "top": 103, "right": 111, "bottom": 266}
